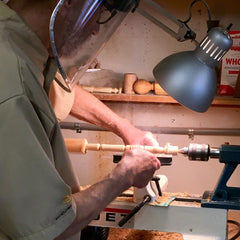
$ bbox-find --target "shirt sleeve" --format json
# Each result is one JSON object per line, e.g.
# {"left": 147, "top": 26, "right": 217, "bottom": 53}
{"left": 49, "top": 72, "right": 75, "bottom": 122}
{"left": 0, "top": 95, "right": 76, "bottom": 240}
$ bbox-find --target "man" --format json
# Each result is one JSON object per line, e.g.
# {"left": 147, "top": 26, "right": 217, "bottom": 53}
{"left": 0, "top": 1, "right": 160, "bottom": 239}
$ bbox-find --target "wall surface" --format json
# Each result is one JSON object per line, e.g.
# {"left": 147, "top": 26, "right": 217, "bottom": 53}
{"left": 63, "top": 0, "right": 240, "bottom": 195}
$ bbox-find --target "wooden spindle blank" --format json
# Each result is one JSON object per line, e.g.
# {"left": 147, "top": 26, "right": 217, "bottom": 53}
{"left": 81, "top": 85, "right": 122, "bottom": 94}
{"left": 64, "top": 138, "right": 179, "bottom": 155}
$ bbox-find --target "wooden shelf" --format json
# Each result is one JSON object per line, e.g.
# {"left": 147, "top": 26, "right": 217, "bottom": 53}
{"left": 93, "top": 93, "right": 240, "bottom": 107}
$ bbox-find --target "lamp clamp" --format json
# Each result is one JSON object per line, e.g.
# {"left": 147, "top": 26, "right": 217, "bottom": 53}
{"left": 137, "top": 0, "right": 197, "bottom": 42}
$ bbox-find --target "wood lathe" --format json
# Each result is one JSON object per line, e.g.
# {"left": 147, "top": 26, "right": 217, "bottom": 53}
{"left": 65, "top": 139, "right": 240, "bottom": 239}
{"left": 65, "top": 139, "right": 240, "bottom": 208}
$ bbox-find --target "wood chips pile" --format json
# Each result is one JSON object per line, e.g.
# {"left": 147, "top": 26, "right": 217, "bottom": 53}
{"left": 107, "top": 192, "right": 201, "bottom": 240}
{"left": 107, "top": 228, "right": 183, "bottom": 240}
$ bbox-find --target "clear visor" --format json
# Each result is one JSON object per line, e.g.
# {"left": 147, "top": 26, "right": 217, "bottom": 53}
{"left": 50, "top": 0, "right": 138, "bottom": 92}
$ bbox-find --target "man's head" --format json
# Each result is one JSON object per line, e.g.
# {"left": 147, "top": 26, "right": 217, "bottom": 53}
{"left": 7, "top": 0, "right": 58, "bottom": 52}
{"left": 48, "top": 0, "right": 140, "bottom": 90}
{"left": 8, "top": 0, "right": 139, "bottom": 90}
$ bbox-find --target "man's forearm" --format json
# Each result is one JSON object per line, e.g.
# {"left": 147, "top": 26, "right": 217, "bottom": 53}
{"left": 55, "top": 164, "right": 131, "bottom": 239}
{"left": 70, "top": 85, "right": 134, "bottom": 141}
{"left": 70, "top": 85, "right": 159, "bottom": 145}
{"left": 55, "top": 146, "right": 160, "bottom": 239}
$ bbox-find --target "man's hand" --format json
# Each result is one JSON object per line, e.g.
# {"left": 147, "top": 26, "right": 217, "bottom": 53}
{"left": 113, "top": 148, "right": 161, "bottom": 188}
{"left": 121, "top": 125, "right": 159, "bottom": 147}
{"left": 55, "top": 147, "right": 160, "bottom": 240}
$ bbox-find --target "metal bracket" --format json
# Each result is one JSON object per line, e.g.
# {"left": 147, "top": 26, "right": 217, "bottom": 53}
{"left": 188, "top": 129, "right": 194, "bottom": 140}
{"left": 137, "top": 0, "right": 196, "bottom": 42}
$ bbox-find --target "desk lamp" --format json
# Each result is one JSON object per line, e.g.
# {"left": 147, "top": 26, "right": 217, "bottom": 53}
{"left": 138, "top": 0, "right": 233, "bottom": 112}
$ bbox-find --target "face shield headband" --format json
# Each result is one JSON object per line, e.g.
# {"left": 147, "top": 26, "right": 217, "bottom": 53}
{"left": 49, "top": 0, "right": 140, "bottom": 92}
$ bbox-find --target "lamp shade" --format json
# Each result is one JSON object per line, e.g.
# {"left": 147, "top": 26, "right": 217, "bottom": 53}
{"left": 153, "top": 27, "right": 233, "bottom": 112}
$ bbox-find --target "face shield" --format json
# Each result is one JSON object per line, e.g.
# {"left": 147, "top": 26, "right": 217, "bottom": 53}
{"left": 50, "top": 0, "right": 139, "bottom": 92}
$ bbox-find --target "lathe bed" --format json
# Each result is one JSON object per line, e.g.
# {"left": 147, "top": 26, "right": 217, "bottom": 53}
{"left": 89, "top": 192, "right": 228, "bottom": 240}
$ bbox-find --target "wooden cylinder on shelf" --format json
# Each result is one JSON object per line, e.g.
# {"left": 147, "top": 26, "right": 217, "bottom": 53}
{"left": 124, "top": 73, "right": 137, "bottom": 94}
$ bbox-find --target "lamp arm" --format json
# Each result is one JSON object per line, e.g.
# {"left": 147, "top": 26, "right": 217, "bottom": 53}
{"left": 137, "top": 0, "right": 196, "bottom": 42}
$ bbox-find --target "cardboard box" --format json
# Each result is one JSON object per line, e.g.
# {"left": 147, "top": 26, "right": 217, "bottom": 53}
{"left": 220, "top": 31, "right": 240, "bottom": 95}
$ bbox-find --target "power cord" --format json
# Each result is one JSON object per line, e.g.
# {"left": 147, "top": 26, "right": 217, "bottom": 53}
{"left": 182, "top": 0, "right": 211, "bottom": 25}
{"left": 228, "top": 219, "right": 240, "bottom": 240}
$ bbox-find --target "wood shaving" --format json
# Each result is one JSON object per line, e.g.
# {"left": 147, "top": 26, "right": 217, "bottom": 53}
{"left": 151, "top": 192, "right": 201, "bottom": 207}
{"left": 161, "top": 192, "right": 193, "bottom": 198}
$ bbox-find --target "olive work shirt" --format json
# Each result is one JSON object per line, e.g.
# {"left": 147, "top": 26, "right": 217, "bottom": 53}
{"left": 0, "top": 3, "right": 80, "bottom": 240}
